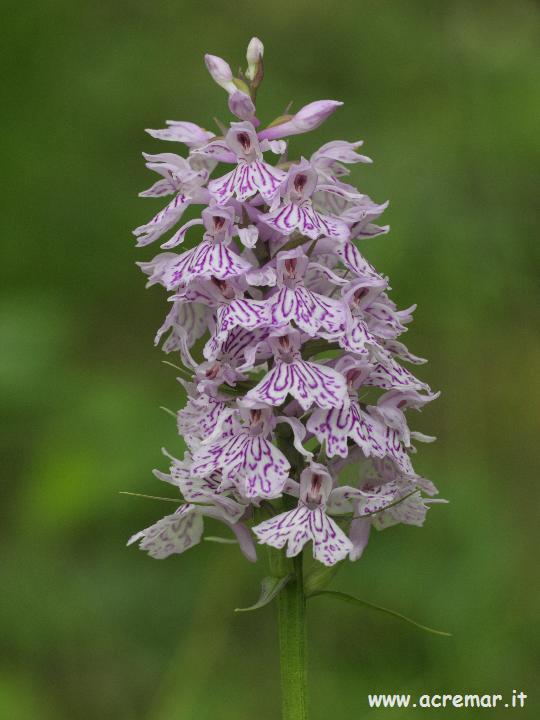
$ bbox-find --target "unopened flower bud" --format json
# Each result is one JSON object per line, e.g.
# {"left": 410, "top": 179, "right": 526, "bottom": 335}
{"left": 204, "top": 54, "right": 237, "bottom": 94}
{"left": 258, "top": 100, "right": 343, "bottom": 141}
{"left": 246, "top": 37, "right": 264, "bottom": 85}
{"left": 228, "top": 90, "right": 259, "bottom": 125}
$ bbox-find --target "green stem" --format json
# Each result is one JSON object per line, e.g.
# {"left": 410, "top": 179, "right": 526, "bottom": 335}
{"left": 278, "top": 553, "right": 308, "bottom": 720}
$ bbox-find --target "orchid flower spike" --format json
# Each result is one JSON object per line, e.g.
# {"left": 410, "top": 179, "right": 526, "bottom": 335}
{"left": 129, "top": 41, "right": 446, "bottom": 689}
{"left": 131, "top": 37, "right": 442, "bottom": 567}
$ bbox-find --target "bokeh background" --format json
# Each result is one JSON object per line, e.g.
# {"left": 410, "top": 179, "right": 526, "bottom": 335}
{"left": 2, "top": 1, "right": 539, "bottom": 718}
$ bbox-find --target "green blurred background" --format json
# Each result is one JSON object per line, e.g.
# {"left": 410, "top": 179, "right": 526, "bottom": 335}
{"left": 2, "top": 0, "right": 539, "bottom": 718}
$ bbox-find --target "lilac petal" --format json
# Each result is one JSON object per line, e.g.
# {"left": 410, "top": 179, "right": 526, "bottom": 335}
{"left": 246, "top": 264, "right": 277, "bottom": 286}
{"left": 349, "top": 516, "right": 371, "bottom": 561}
{"left": 237, "top": 225, "right": 259, "bottom": 248}
{"left": 259, "top": 139, "right": 287, "bottom": 155}
{"left": 340, "top": 197, "right": 388, "bottom": 225}
{"left": 139, "top": 178, "right": 179, "bottom": 198}
{"left": 316, "top": 182, "right": 364, "bottom": 202}
{"left": 246, "top": 359, "right": 348, "bottom": 411}
{"left": 262, "top": 201, "right": 303, "bottom": 235}
{"left": 137, "top": 252, "right": 178, "bottom": 288}
{"left": 177, "top": 395, "right": 229, "bottom": 443}
{"left": 209, "top": 160, "right": 285, "bottom": 205}
{"left": 142, "top": 152, "right": 191, "bottom": 176}
{"left": 204, "top": 495, "right": 247, "bottom": 524}
{"left": 163, "top": 241, "right": 252, "bottom": 289}
{"left": 307, "top": 400, "right": 384, "bottom": 459}
{"left": 269, "top": 287, "right": 321, "bottom": 334}
{"left": 161, "top": 247, "right": 197, "bottom": 289}
{"left": 368, "top": 389, "right": 438, "bottom": 447}
{"left": 191, "top": 433, "right": 290, "bottom": 499}
{"left": 383, "top": 339, "right": 427, "bottom": 365}
{"left": 187, "top": 242, "right": 252, "bottom": 282}
{"left": 258, "top": 100, "right": 343, "bottom": 141}
{"left": 364, "top": 302, "right": 412, "bottom": 339}
{"left": 276, "top": 415, "right": 313, "bottom": 458}
{"left": 128, "top": 505, "right": 203, "bottom": 559}
{"left": 169, "top": 465, "right": 222, "bottom": 501}
{"left": 193, "top": 139, "right": 238, "bottom": 164}
{"left": 380, "top": 426, "right": 416, "bottom": 476}
{"left": 160, "top": 218, "right": 203, "bottom": 249}
{"left": 268, "top": 287, "right": 345, "bottom": 335}
{"left": 372, "top": 491, "right": 440, "bottom": 530}
{"left": 253, "top": 505, "right": 352, "bottom": 566}
{"left": 190, "top": 434, "right": 237, "bottom": 478}
{"left": 233, "top": 436, "right": 290, "bottom": 498}
{"left": 146, "top": 121, "right": 214, "bottom": 147}
{"left": 310, "top": 507, "right": 353, "bottom": 566}
{"left": 308, "top": 262, "right": 350, "bottom": 287}
{"left": 253, "top": 506, "right": 312, "bottom": 555}
{"left": 133, "top": 194, "right": 190, "bottom": 247}
{"left": 228, "top": 521, "right": 257, "bottom": 562}
{"left": 228, "top": 90, "right": 258, "bottom": 125}
{"left": 155, "top": 300, "right": 210, "bottom": 351}
{"left": 337, "top": 241, "right": 382, "bottom": 280}
{"left": 352, "top": 222, "right": 390, "bottom": 240}
{"left": 365, "top": 354, "right": 431, "bottom": 392}
{"left": 339, "top": 318, "right": 377, "bottom": 355}
{"left": 312, "top": 140, "right": 372, "bottom": 166}
{"left": 263, "top": 201, "right": 348, "bottom": 241}
{"left": 215, "top": 298, "right": 269, "bottom": 338}
{"left": 204, "top": 326, "right": 270, "bottom": 364}
{"left": 208, "top": 166, "right": 238, "bottom": 205}
{"left": 331, "top": 482, "right": 401, "bottom": 516}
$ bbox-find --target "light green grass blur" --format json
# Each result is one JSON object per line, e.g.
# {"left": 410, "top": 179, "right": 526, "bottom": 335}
{"left": 2, "top": 1, "right": 539, "bottom": 718}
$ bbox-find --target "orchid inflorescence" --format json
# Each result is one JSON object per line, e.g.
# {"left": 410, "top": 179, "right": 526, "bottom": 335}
{"left": 128, "top": 37, "right": 445, "bottom": 573}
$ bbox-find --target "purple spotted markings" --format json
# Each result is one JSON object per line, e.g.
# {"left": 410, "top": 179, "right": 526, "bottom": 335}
{"left": 129, "top": 38, "right": 444, "bottom": 568}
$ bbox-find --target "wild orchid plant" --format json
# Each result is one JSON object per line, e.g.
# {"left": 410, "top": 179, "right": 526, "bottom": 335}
{"left": 128, "top": 37, "right": 448, "bottom": 720}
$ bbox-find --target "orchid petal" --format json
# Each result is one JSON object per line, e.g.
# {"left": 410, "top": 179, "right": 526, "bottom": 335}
{"left": 258, "top": 100, "right": 343, "bottom": 141}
